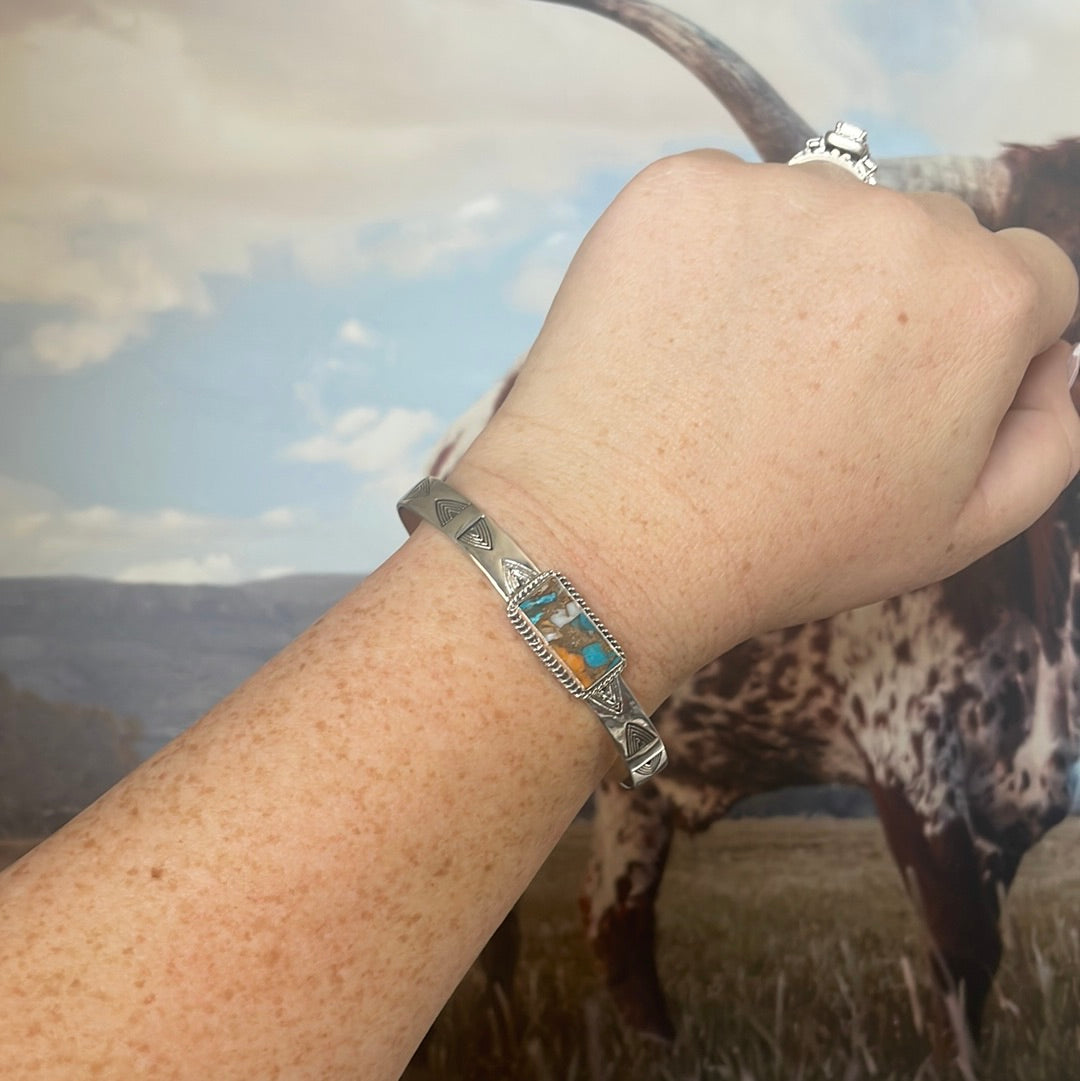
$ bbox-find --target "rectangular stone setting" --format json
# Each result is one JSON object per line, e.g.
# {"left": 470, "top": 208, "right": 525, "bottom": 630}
{"left": 509, "top": 572, "right": 624, "bottom": 695}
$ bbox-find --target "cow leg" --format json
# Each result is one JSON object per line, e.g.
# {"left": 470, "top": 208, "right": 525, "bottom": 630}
{"left": 478, "top": 906, "right": 521, "bottom": 1043}
{"left": 479, "top": 906, "right": 521, "bottom": 1000}
{"left": 581, "top": 777, "right": 675, "bottom": 1038}
{"left": 869, "top": 780, "right": 1002, "bottom": 1043}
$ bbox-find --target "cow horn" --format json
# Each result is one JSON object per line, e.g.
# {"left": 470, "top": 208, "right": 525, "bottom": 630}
{"left": 536, "top": 0, "right": 815, "bottom": 163}
{"left": 540, "top": 1, "right": 1028, "bottom": 233}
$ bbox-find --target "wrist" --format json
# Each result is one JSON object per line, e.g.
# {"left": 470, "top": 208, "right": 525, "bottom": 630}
{"left": 447, "top": 443, "right": 750, "bottom": 707}
{"left": 398, "top": 475, "right": 667, "bottom": 785}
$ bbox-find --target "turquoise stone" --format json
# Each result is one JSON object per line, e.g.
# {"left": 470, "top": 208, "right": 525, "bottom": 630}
{"left": 582, "top": 642, "right": 613, "bottom": 668}
{"left": 513, "top": 573, "right": 623, "bottom": 692}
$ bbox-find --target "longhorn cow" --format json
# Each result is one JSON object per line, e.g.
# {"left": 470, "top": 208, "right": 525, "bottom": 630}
{"left": 435, "top": 0, "right": 1080, "bottom": 1046}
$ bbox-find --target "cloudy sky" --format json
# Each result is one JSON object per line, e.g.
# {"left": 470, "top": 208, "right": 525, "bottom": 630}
{"left": 2, "top": 0, "right": 1078, "bottom": 583}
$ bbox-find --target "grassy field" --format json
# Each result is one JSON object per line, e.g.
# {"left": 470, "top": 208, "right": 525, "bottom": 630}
{"left": 8, "top": 820, "right": 1080, "bottom": 1079}
{"left": 409, "top": 817, "right": 1080, "bottom": 1081}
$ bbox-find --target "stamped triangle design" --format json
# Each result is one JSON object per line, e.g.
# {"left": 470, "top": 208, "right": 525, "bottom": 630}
{"left": 589, "top": 679, "right": 623, "bottom": 716}
{"left": 623, "top": 723, "right": 654, "bottom": 756}
{"left": 458, "top": 517, "right": 494, "bottom": 551}
{"left": 435, "top": 498, "right": 469, "bottom": 527}
{"left": 404, "top": 477, "right": 431, "bottom": 502}
{"left": 634, "top": 748, "right": 665, "bottom": 776}
{"left": 501, "top": 559, "right": 535, "bottom": 593}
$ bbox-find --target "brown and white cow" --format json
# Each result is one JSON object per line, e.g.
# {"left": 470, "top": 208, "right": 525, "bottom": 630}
{"left": 437, "top": 0, "right": 1080, "bottom": 1045}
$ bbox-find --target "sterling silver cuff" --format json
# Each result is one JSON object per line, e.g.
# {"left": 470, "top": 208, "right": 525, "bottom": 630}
{"left": 397, "top": 477, "right": 668, "bottom": 788}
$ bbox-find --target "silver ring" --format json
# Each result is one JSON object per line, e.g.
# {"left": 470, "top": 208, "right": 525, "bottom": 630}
{"left": 788, "top": 121, "right": 878, "bottom": 185}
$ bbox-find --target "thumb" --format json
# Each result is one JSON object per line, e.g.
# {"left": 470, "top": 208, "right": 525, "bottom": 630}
{"left": 956, "top": 341, "right": 1080, "bottom": 559}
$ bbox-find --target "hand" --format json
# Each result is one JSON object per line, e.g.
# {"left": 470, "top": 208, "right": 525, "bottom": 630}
{"left": 454, "top": 150, "right": 1080, "bottom": 686}
{"left": 8, "top": 149, "right": 1077, "bottom": 1081}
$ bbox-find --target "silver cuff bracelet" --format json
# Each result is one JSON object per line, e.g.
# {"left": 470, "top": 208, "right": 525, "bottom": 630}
{"left": 397, "top": 477, "right": 668, "bottom": 788}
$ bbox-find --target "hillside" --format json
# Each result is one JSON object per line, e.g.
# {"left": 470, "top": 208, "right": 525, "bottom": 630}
{"left": 0, "top": 574, "right": 363, "bottom": 756}
{"left": 0, "top": 673, "right": 140, "bottom": 834}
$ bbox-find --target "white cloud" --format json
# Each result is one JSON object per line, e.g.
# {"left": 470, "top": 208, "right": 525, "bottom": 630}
{"left": 877, "top": 1, "right": 1080, "bottom": 153}
{"left": 29, "top": 312, "right": 148, "bottom": 372}
{"left": 10, "top": 511, "right": 50, "bottom": 538}
{"left": 154, "top": 509, "right": 207, "bottom": 533}
{"left": 369, "top": 196, "right": 525, "bottom": 277}
{"left": 66, "top": 504, "right": 122, "bottom": 531}
{"left": 116, "top": 553, "right": 239, "bottom": 585}
{"left": 255, "top": 564, "right": 296, "bottom": 580}
{"left": 457, "top": 194, "right": 502, "bottom": 221}
{"left": 4, "top": 0, "right": 1078, "bottom": 371}
{"left": 0, "top": 0, "right": 865, "bottom": 371}
{"left": 292, "top": 352, "right": 376, "bottom": 428}
{"left": 331, "top": 406, "right": 381, "bottom": 439}
{"left": 259, "top": 506, "right": 296, "bottom": 528}
{"left": 284, "top": 405, "right": 439, "bottom": 475}
{"left": 58, "top": 504, "right": 213, "bottom": 540}
{"left": 0, "top": 474, "right": 337, "bottom": 581}
{"left": 278, "top": 399, "right": 444, "bottom": 567}
{"left": 337, "top": 318, "right": 378, "bottom": 348}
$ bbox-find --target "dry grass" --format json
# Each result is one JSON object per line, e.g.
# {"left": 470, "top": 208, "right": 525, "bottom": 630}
{"left": 9, "top": 818, "right": 1080, "bottom": 1078}
{"left": 0, "top": 838, "right": 41, "bottom": 872}
{"left": 408, "top": 817, "right": 1080, "bottom": 1081}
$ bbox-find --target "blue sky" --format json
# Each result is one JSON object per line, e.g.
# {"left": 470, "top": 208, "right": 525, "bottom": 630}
{"left": 2, "top": 0, "right": 1078, "bottom": 582}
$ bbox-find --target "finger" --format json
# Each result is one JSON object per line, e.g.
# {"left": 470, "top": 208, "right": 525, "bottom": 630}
{"left": 955, "top": 340, "right": 1080, "bottom": 557}
{"left": 650, "top": 147, "right": 746, "bottom": 175}
{"left": 906, "top": 190, "right": 979, "bottom": 228}
{"left": 786, "top": 159, "right": 866, "bottom": 185}
{"left": 626, "top": 147, "right": 746, "bottom": 196}
{"left": 678, "top": 147, "right": 747, "bottom": 167}
{"left": 995, "top": 227, "right": 1080, "bottom": 355}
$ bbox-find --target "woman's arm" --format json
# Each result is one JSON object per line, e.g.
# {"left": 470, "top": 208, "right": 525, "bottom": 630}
{"left": 1, "top": 526, "right": 638, "bottom": 1080}
{"left": 2, "top": 151, "right": 1077, "bottom": 1081}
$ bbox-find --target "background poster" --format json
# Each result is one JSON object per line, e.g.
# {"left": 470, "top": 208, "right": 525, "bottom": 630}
{"left": 3, "top": 1, "right": 1080, "bottom": 1078}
